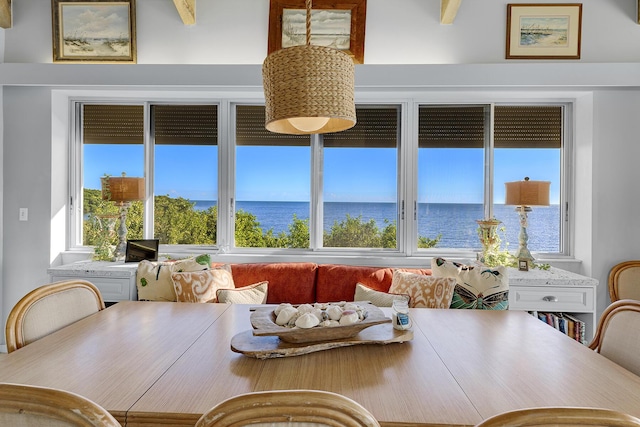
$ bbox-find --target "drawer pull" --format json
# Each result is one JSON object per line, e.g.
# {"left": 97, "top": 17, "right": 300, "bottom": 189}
{"left": 542, "top": 295, "right": 558, "bottom": 302}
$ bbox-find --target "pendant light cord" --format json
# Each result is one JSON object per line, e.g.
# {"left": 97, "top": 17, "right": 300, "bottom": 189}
{"left": 306, "top": 0, "right": 312, "bottom": 46}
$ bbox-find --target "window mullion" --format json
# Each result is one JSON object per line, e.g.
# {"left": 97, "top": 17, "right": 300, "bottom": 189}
{"left": 143, "top": 102, "right": 153, "bottom": 239}
{"left": 484, "top": 104, "right": 495, "bottom": 220}
{"left": 310, "top": 134, "right": 323, "bottom": 250}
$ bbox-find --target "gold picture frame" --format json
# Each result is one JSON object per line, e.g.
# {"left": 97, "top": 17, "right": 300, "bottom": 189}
{"left": 506, "top": 3, "right": 582, "bottom": 60}
{"left": 51, "top": 0, "right": 136, "bottom": 63}
{"left": 268, "top": 0, "right": 367, "bottom": 64}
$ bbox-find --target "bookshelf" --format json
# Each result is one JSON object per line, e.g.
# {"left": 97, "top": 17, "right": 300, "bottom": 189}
{"left": 508, "top": 267, "right": 598, "bottom": 343}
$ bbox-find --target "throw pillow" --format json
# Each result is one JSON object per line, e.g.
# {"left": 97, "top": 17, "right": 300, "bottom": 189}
{"left": 431, "top": 257, "right": 509, "bottom": 310}
{"left": 136, "top": 255, "right": 212, "bottom": 301}
{"left": 354, "top": 282, "right": 410, "bottom": 307}
{"left": 388, "top": 270, "right": 456, "bottom": 309}
{"left": 217, "top": 281, "right": 268, "bottom": 304}
{"left": 172, "top": 264, "right": 235, "bottom": 303}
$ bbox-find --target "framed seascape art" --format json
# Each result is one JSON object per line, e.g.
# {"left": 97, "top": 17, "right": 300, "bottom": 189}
{"left": 268, "top": 0, "right": 367, "bottom": 64}
{"left": 51, "top": 0, "right": 136, "bottom": 63}
{"left": 506, "top": 3, "right": 582, "bottom": 60}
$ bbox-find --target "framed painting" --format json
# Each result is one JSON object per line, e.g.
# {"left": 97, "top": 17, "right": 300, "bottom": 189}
{"left": 51, "top": 0, "right": 136, "bottom": 63}
{"left": 506, "top": 3, "right": 582, "bottom": 60}
{"left": 268, "top": 0, "right": 366, "bottom": 64}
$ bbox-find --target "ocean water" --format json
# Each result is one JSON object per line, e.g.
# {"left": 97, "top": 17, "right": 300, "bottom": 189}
{"left": 194, "top": 200, "right": 560, "bottom": 252}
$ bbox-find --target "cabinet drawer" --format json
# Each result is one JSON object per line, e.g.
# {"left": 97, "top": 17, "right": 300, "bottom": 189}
{"left": 51, "top": 275, "right": 134, "bottom": 302}
{"left": 509, "top": 286, "right": 594, "bottom": 312}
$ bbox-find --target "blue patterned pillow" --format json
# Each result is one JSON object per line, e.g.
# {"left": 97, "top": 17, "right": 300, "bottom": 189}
{"left": 431, "top": 257, "right": 509, "bottom": 310}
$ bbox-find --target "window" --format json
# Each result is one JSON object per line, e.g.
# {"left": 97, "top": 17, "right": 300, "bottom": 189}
{"left": 73, "top": 97, "right": 568, "bottom": 258}
{"left": 81, "top": 104, "right": 144, "bottom": 253}
{"left": 78, "top": 103, "right": 218, "bottom": 253}
{"left": 235, "top": 105, "right": 311, "bottom": 248}
{"left": 417, "top": 104, "right": 564, "bottom": 254}
{"left": 233, "top": 105, "right": 401, "bottom": 250}
{"left": 151, "top": 105, "right": 218, "bottom": 245}
{"left": 322, "top": 106, "right": 399, "bottom": 249}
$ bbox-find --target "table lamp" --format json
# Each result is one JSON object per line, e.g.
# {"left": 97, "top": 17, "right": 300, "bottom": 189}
{"left": 101, "top": 173, "right": 145, "bottom": 260}
{"left": 504, "top": 177, "right": 550, "bottom": 268}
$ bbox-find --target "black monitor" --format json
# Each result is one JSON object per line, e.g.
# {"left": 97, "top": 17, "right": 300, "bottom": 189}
{"left": 125, "top": 239, "right": 159, "bottom": 263}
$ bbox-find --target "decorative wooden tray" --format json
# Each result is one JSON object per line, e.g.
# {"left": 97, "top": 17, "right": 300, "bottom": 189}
{"left": 231, "top": 323, "right": 413, "bottom": 359}
{"left": 249, "top": 303, "right": 390, "bottom": 344}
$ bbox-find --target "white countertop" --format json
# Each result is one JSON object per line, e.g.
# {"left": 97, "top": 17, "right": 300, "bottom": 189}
{"left": 508, "top": 266, "right": 598, "bottom": 288}
{"left": 48, "top": 260, "right": 138, "bottom": 278}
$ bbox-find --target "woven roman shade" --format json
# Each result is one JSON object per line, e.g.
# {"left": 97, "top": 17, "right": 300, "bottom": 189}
{"left": 83, "top": 104, "right": 218, "bottom": 145}
{"left": 153, "top": 105, "right": 217, "bottom": 145}
{"left": 236, "top": 105, "right": 398, "bottom": 148}
{"left": 83, "top": 105, "right": 143, "bottom": 145}
{"left": 419, "top": 105, "right": 562, "bottom": 148}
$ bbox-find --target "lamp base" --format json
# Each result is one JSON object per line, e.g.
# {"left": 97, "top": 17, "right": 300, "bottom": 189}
{"left": 114, "top": 203, "right": 130, "bottom": 261}
{"left": 515, "top": 206, "right": 534, "bottom": 268}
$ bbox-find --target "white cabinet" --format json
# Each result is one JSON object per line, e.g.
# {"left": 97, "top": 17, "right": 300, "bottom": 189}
{"left": 508, "top": 267, "right": 598, "bottom": 341}
{"left": 48, "top": 261, "right": 138, "bottom": 303}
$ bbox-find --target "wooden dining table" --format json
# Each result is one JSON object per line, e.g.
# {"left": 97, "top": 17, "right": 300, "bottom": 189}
{"left": 1, "top": 301, "right": 640, "bottom": 426}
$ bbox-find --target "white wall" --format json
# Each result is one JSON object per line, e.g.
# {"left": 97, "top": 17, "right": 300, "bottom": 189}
{"left": 5, "top": 0, "right": 640, "bottom": 64}
{"left": 3, "top": 0, "right": 640, "bottom": 344}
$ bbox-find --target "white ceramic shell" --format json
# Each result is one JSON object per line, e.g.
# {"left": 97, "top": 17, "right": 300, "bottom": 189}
{"left": 295, "top": 312, "right": 320, "bottom": 329}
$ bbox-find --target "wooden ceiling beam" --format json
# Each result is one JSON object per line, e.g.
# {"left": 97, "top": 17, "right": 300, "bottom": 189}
{"left": 0, "top": 0, "right": 12, "bottom": 29}
{"left": 173, "top": 0, "right": 195, "bottom": 25}
{"left": 440, "top": 0, "right": 461, "bottom": 25}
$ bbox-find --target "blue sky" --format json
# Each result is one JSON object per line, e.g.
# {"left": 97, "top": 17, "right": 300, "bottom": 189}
{"left": 85, "top": 145, "right": 560, "bottom": 204}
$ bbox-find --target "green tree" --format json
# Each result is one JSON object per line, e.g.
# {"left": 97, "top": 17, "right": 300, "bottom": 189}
{"left": 234, "top": 209, "right": 267, "bottom": 247}
{"left": 323, "top": 215, "right": 382, "bottom": 248}
{"left": 83, "top": 190, "right": 440, "bottom": 250}
{"left": 154, "top": 195, "right": 211, "bottom": 244}
{"left": 418, "top": 234, "right": 442, "bottom": 249}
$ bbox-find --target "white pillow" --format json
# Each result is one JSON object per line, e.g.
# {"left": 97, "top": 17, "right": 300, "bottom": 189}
{"left": 217, "top": 281, "right": 268, "bottom": 304}
{"left": 354, "top": 283, "right": 409, "bottom": 307}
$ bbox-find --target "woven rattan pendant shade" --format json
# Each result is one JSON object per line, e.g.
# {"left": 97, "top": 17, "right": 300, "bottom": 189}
{"left": 262, "top": 0, "right": 356, "bottom": 135}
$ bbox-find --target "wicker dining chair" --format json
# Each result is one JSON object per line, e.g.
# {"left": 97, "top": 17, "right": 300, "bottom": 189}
{"left": 608, "top": 261, "right": 640, "bottom": 302}
{"left": 0, "top": 382, "right": 121, "bottom": 426}
{"left": 5, "top": 280, "right": 105, "bottom": 353}
{"left": 588, "top": 299, "right": 640, "bottom": 376}
{"left": 476, "top": 406, "right": 640, "bottom": 426}
{"left": 195, "top": 390, "right": 381, "bottom": 427}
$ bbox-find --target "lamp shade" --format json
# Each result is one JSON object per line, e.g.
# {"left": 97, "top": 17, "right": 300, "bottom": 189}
{"left": 102, "top": 176, "right": 145, "bottom": 203}
{"left": 262, "top": 44, "right": 356, "bottom": 135}
{"left": 505, "top": 178, "right": 550, "bottom": 207}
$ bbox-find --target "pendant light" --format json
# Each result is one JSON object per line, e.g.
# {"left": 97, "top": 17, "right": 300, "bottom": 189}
{"left": 262, "top": 0, "right": 357, "bottom": 135}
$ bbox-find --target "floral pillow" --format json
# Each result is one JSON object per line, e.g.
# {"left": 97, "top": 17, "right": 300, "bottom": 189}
{"left": 136, "top": 254, "right": 212, "bottom": 301}
{"left": 388, "top": 270, "right": 456, "bottom": 309}
{"left": 172, "top": 264, "right": 235, "bottom": 303}
{"left": 217, "top": 281, "right": 268, "bottom": 304}
{"left": 354, "top": 283, "right": 410, "bottom": 307}
{"left": 431, "top": 257, "right": 509, "bottom": 310}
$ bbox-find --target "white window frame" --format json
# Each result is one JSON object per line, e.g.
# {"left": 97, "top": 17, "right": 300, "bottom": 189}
{"left": 65, "top": 90, "right": 575, "bottom": 265}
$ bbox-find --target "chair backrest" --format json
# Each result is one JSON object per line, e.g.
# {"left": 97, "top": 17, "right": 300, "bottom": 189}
{"left": 609, "top": 261, "right": 640, "bottom": 302}
{"left": 589, "top": 299, "right": 640, "bottom": 376}
{"left": 5, "top": 280, "right": 105, "bottom": 353}
{"left": 0, "top": 382, "right": 121, "bottom": 426}
{"left": 195, "top": 390, "right": 381, "bottom": 427}
{"left": 476, "top": 406, "right": 640, "bottom": 427}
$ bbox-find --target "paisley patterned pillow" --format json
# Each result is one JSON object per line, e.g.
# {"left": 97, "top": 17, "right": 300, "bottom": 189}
{"left": 388, "top": 270, "right": 456, "bottom": 309}
{"left": 431, "top": 257, "right": 509, "bottom": 310}
{"left": 172, "top": 264, "right": 235, "bottom": 303}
